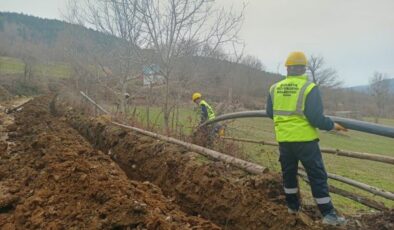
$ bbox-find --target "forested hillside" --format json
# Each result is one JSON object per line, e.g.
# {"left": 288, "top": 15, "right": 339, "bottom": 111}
{"left": 0, "top": 12, "right": 393, "bottom": 117}
{"left": 0, "top": 12, "right": 280, "bottom": 107}
{"left": 349, "top": 78, "right": 394, "bottom": 94}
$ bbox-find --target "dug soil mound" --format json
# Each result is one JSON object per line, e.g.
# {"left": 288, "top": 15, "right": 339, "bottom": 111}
{"left": 0, "top": 96, "right": 220, "bottom": 229}
{"left": 59, "top": 99, "right": 321, "bottom": 230}
{"left": 57, "top": 95, "right": 394, "bottom": 230}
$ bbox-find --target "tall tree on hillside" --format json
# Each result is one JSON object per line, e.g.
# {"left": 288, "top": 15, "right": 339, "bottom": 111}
{"left": 22, "top": 55, "right": 37, "bottom": 82}
{"left": 135, "top": 0, "right": 245, "bottom": 132}
{"left": 307, "top": 55, "right": 342, "bottom": 88}
{"left": 369, "top": 72, "right": 390, "bottom": 123}
{"left": 241, "top": 55, "right": 265, "bottom": 71}
{"left": 66, "top": 0, "right": 245, "bottom": 132}
{"left": 65, "top": 0, "right": 147, "bottom": 115}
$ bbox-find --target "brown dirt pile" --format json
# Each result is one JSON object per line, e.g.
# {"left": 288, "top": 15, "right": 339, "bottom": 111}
{"left": 0, "top": 96, "right": 220, "bottom": 229}
{"left": 61, "top": 102, "right": 321, "bottom": 230}
{"left": 348, "top": 211, "right": 394, "bottom": 230}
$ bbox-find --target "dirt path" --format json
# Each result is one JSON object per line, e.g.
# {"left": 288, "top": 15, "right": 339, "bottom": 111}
{"left": 0, "top": 96, "right": 220, "bottom": 229}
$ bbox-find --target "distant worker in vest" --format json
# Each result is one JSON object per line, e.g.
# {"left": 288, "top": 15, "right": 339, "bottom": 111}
{"left": 266, "top": 51, "right": 348, "bottom": 226}
{"left": 192, "top": 92, "right": 223, "bottom": 145}
{"left": 192, "top": 92, "right": 216, "bottom": 123}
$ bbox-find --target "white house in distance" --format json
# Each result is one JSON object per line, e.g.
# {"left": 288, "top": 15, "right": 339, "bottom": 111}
{"left": 142, "top": 64, "right": 165, "bottom": 87}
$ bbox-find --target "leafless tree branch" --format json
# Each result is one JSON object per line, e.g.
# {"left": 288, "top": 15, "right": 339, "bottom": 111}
{"left": 307, "top": 55, "right": 342, "bottom": 88}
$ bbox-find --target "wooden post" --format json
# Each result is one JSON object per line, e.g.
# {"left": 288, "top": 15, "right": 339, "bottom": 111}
{"left": 221, "top": 136, "right": 394, "bottom": 165}
{"left": 325, "top": 172, "right": 394, "bottom": 200}
{"left": 298, "top": 168, "right": 394, "bottom": 201}
{"left": 222, "top": 136, "right": 394, "bottom": 201}
{"left": 80, "top": 91, "right": 110, "bottom": 115}
{"left": 112, "top": 121, "right": 269, "bottom": 174}
{"left": 298, "top": 172, "right": 389, "bottom": 211}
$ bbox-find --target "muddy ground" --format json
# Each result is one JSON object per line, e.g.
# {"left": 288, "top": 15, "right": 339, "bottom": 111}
{"left": 0, "top": 95, "right": 392, "bottom": 230}
{"left": 0, "top": 96, "right": 220, "bottom": 229}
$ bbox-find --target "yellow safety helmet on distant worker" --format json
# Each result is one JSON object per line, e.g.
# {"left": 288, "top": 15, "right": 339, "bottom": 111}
{"left": 192, "top": 92, "right": 202, "bottom": 101}
{"left": 285, "top": 51, "right": 308, "bottom": 66}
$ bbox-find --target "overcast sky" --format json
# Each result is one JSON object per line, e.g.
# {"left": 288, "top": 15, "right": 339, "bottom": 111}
{"left": 1, "top": 0, "right": 393, "bottom": 86}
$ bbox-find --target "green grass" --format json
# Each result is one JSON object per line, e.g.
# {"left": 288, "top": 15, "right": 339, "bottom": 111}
{"left": 227, "top": 117, "right": 394, "bottom": 213}
{"left": 0, "top": 56, "right": 71, "bottom": 79}
{"left": 131, "top": 106, "right": 394, "bottom": 214}
{"left": 116, "top": 105, "right": 200, "bottom": 134}
{"left": 35, "top": 62, "right": 71, "bottom": 79}
{"left": 0, "top": 56, "right": 25, "bottom": 74}
{"left": 363, "top": 117, "right": 394, "bottom": 126}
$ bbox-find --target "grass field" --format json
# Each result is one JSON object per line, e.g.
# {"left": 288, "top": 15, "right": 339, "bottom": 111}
{"left": 128, "top": 105, "right": 394, "bottom": 214}
{"left": 0, "top": 56, "right": 71, "bottom": 79}
{"left": 227, "top": 117, "right": 394, "bottom": 213}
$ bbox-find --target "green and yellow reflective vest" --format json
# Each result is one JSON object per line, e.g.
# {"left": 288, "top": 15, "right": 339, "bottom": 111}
{"left": 269, "top": 75, "right": 318, "bottom": 142}
{"left": 199, "top": 100, "right": 216, "bottom": 121}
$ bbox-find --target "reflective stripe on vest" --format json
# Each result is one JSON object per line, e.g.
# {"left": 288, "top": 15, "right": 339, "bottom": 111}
{"left": 270, "top": 75, "right": 318, "bottom": 142}
{"left": 199, "top": 100, "right": 216, "bottom": 120}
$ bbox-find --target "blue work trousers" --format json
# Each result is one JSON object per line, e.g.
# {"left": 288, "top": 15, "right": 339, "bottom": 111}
{"left": 279, "top": 140, "right": 334, "bottom": 216}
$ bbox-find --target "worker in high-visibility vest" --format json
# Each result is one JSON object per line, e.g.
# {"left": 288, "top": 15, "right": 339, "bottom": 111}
{"left": 266, "top": 52, "right": 347, "bottom": 226}
{"left": 192, "top": 93, "right": 224, "bottom": 144}
{"left": 192, "top": 92, "right": 216, "bottom": 123}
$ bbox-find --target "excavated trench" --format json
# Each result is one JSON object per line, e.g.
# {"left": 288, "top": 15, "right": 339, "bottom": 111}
{"left": 0, "top": 96, "right": 220, "bottom": 229}
{"left": 53, "top": 97, "right": 324, "bottom": 230}
{"left": 56, "top": 94, "right": 394, "bottom": 230}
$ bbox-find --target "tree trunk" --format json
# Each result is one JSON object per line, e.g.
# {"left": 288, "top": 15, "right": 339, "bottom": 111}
{"left": 146, "top": 106, "right": 150, "bottom": 129}
{"left": 171, "top": 105, "right": 175, "bottom": 131}
{"left": 24, "top": 63, "right": 29, "bottom": 82}
{"left": 311, "top": 71, "right": 317, "bottom": 84}
{"left": 120, "top": 76, "right": 127, "bottom": 116}
{"left": 228, "top": 87, "right": 233, "bottom": 104}
{"left": 163, "top": 77, "right": 170, "bottom": 133}
{"left": 176, "top": 104, "right": 180, "bottom": 136}
{"left": 146, "top": 85, "right": 152, "bottom": 129}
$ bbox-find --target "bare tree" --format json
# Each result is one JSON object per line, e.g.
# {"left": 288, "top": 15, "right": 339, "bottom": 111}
{"left": 135, "top": 0, "right": 244, "bottom": 132}
{"left": 22, "top": 55, "right": 36, "bottom": 82}
{"left": 369, "top": 72, "right": 389, "bottom": 123}
{"left": 65, "top": 0, "right": 244, "bottom": 131}
{"left": 241, "top": 55, "right": 265, "bottom": 71}
{"left": 307, "top": 55, "right": 342, "bottom": 88}
{"left": 65, "top": 0, "right": 148, "bottom": 115}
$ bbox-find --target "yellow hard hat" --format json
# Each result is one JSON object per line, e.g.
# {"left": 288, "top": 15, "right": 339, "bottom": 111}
{"left": 285, "top": 51, "right": 308, "bottom": 66}
{"left": 192, "top": 92, "right": 202, "bottom": 101}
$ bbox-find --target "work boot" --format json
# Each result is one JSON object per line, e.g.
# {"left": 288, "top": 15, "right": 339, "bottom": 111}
{"left": 287, "top": 208, "right": 299, "bottom": 214}
{"left": 322, "top": 211, "right": 347, "bottom": 226}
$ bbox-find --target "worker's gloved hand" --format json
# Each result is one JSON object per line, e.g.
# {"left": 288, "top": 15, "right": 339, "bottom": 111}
{"left": 334, "top": 123, "right": 348, "bottom": 132}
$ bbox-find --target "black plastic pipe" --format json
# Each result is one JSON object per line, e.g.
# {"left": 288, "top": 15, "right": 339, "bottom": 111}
{"left": 200, "top": 110, "right": 394, "bottom": 138}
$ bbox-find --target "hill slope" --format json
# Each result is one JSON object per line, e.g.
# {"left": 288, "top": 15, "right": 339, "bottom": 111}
{"left": 0, "top": 12, "right": 280, "bottom": 104}
{"left": 0, "top": 12, "right": 116, "bottom": 47}
{"left": 348, "top": 78, "right": 394, "bottom": 94}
